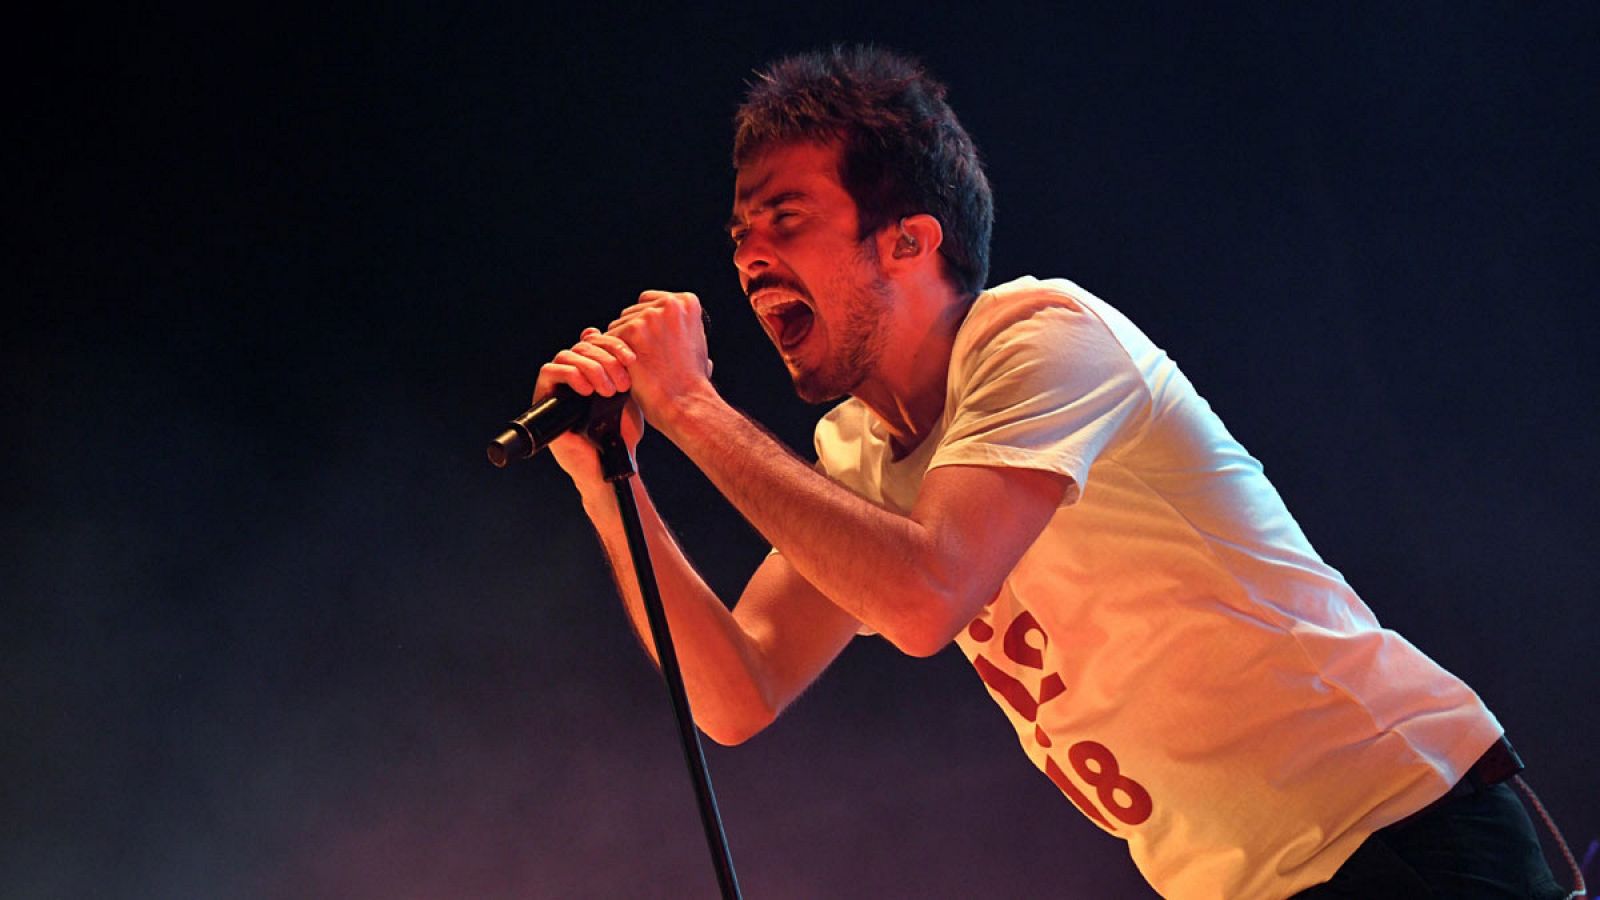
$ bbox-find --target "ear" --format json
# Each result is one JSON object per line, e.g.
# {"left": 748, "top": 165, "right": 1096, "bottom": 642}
{"left": 882, "top": 213, "right": 944, "bottom": 267}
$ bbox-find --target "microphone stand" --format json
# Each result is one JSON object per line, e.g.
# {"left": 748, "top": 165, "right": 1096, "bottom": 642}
{"left": 583, "top": 396, "right": 743, "bottom": 900}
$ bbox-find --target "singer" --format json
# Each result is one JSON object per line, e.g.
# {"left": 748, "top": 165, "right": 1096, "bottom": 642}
{"left": 528, "top": 46, "right": 1571, "bottom": 898}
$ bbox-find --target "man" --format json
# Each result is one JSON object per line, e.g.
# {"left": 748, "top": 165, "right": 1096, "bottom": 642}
{"left": 532, "top": 46, "right": 1568, "bottom": 898}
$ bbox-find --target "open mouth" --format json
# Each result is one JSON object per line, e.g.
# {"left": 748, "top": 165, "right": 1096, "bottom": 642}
{"left": 754, "top": 292, "right": 816, "bottom": 351}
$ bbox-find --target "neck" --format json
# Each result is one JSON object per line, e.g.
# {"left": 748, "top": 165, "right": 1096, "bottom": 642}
{"left": 852, "top": 282, "right": 973, "bottom": 458}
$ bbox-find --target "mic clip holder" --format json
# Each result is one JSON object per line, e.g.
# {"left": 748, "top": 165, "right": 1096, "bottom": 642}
{"left": 584, "top": 393, "right": 635, "bottom": 482}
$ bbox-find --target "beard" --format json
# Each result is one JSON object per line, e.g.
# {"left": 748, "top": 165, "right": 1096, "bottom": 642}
{"left": 791, "top": 266, "right": 893, "bottom": 404}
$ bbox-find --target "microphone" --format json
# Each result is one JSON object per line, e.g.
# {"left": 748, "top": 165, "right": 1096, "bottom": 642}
{"left": 486, "top": 385, "right": 595, "bottom": 467}
{"left": 489, "top": 306, "right": 708, "bottom": 468}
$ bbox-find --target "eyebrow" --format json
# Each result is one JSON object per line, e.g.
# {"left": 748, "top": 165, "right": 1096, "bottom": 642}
{"left": 726, "top": 190, "right": 809, "bottom": 235}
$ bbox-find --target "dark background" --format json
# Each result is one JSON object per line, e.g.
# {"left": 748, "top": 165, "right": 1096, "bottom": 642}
{"left": 8, "top": 4, "right": 1596, "bottom": 897}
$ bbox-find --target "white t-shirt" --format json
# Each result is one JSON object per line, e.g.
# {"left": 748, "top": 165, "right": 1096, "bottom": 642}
{"left": 810, "top": 276, "right": 1501, "bottom": 900}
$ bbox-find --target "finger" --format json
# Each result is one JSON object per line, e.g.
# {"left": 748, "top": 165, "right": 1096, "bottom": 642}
{"left": 610, "top": 291, "right": 697, "bottom": 328}
{"left": 607, "top": 304, "right": 684, "bottom": 336}
{"left": 584, "top": 331, "right": 638, "bottom": 364}
{"left": 641, "top": 291, "right": 701, "bottom": 321}
{"left": 607, "top": 305, "right": 653, "bottom": 333}
{"left": 638, "top": 289, "right": 698, "bottom": 306}
{"left": 567, "top": 339, "right": 632, "bottom": 392}
{"left": 551, "top": 347, "right": 620, "bottom": 396}
{"left": 609, "top": 299, "right": 659, "bottom": 326}
{"left": 563, "top": 345, "right": 624, "bottom": 395}
{"left": 535, "top": 361, "right": 593, "bottom": 399}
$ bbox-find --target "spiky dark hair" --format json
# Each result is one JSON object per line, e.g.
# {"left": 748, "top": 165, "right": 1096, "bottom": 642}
{"left": 734, "top": 45, "right": 993, "bottom": 298}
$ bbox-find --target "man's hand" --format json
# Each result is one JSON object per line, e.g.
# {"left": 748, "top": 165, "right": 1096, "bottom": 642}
{"left": 531, "top": 290, "right": 712, "bottom": 493}
{"left": 532, "top": 327, "right": 645, "bottom": 494}
{"left": 605, "top": 291, "right": 715, "bottom": 433}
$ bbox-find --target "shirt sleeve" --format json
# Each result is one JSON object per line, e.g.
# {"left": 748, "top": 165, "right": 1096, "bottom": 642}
{"left": 929, "top": 297, "right": 1152, "bottom": 505}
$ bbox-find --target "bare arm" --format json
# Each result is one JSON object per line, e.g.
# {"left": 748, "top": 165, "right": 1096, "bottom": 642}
{"left": 535, "top": 326, "right": 859, "bottom": 746}
{"left": 657, "top": 388, "right": 1067, "bottom": 657}
{"left": 576, "top": 471, "right": 861, "bottom": 745}
{"left": 540, "top": 291, "right": 1065, "bottom": 742}
{"left": 602, "top": 292, "right": 1069, "bottom": 658}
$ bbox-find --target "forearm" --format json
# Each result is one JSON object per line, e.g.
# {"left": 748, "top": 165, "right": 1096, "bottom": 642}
{"left": 655, "top": 388, "right": 975, "bottom": 656}
{"left": 553, "top": 289, "right": 1039, "bottom": 660}
{"left": 576, "top": 475, "right": 778, "bottom": 745}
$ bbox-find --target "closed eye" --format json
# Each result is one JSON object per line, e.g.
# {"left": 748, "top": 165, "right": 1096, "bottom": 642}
{"left": 727, "top": 191, "right": 811, "bottom": 246}
{"left": 729, "top": 211, "right": 800, "bottom": 247}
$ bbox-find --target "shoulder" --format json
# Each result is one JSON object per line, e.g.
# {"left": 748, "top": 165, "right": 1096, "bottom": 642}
{"left": 951, "top": 276, "right": 1141, "bottom": 385}
{"left": 955, "top": 276, "right": 1117, "bottom": 360}
{"left": 932, "top": 277, "right": 1157, "bottom": 495}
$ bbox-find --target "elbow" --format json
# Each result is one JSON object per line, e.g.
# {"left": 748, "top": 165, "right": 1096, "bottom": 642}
{"left": 880, "top": 582, "right": 975, "bottom": 658}
{"left": 885, "top": 620, "right": 961, "bottom": 658}
{"left": 690, "top": 635, "right": 792, "bottom": 745}
{"left": 879, "top": 557, "right": 1000, "bottom": 658}
{"left": 695, "top": 676, "right": 780, "bottom": 746}
{"left": 699, "top": 705, "right": 776, "bottom": 747}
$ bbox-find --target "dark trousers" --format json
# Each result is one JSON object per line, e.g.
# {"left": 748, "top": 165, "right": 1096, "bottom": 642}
{"left": 1293, "top": 781, "right": 1568, "bottom": 898}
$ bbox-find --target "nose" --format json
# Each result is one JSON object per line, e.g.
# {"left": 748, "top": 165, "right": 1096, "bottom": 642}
{"left": 732, "top": 230, "right": 771, "bottom": 282}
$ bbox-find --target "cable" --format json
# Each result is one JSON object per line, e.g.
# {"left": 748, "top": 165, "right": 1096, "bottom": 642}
{"left": 1512, "top": 775, "right": 1587, "bottom": 900}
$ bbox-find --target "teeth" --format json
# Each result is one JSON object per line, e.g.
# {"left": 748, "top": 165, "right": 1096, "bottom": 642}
{"left": 750, "top": 289, "right": 808, "bottom": 315}
{"left": 763, "top": 300, "right": 804, "bottom": 317}
{"left": 749, "top": 289, "right": 814, "bottom": 349}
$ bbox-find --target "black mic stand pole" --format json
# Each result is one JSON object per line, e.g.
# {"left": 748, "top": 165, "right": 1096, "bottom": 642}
{"left": 584, "top": 396, "right": 743, "bottom": 900}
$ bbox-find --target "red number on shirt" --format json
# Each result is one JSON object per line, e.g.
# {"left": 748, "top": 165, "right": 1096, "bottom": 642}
{"left": 970, "top": 611, "right": 1065, "bottom": 745}
{"left": 1044, "top": 755, "right": 1115, "bottom": 830}
{"left": 1069, "top": 740, "right": 1153, "bottom": 826}
{"left": 966, "top": 608, "right": 1153, "bottom": 828}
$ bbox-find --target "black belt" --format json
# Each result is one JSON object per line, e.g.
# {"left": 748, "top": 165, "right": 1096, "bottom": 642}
{"left": 1393, "top": 734, "right": 1524, "bottom": 828}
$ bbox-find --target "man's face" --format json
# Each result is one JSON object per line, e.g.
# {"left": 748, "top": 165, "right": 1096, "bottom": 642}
{"left": 729, "top": 141, "right": 892, "bottom": 403}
